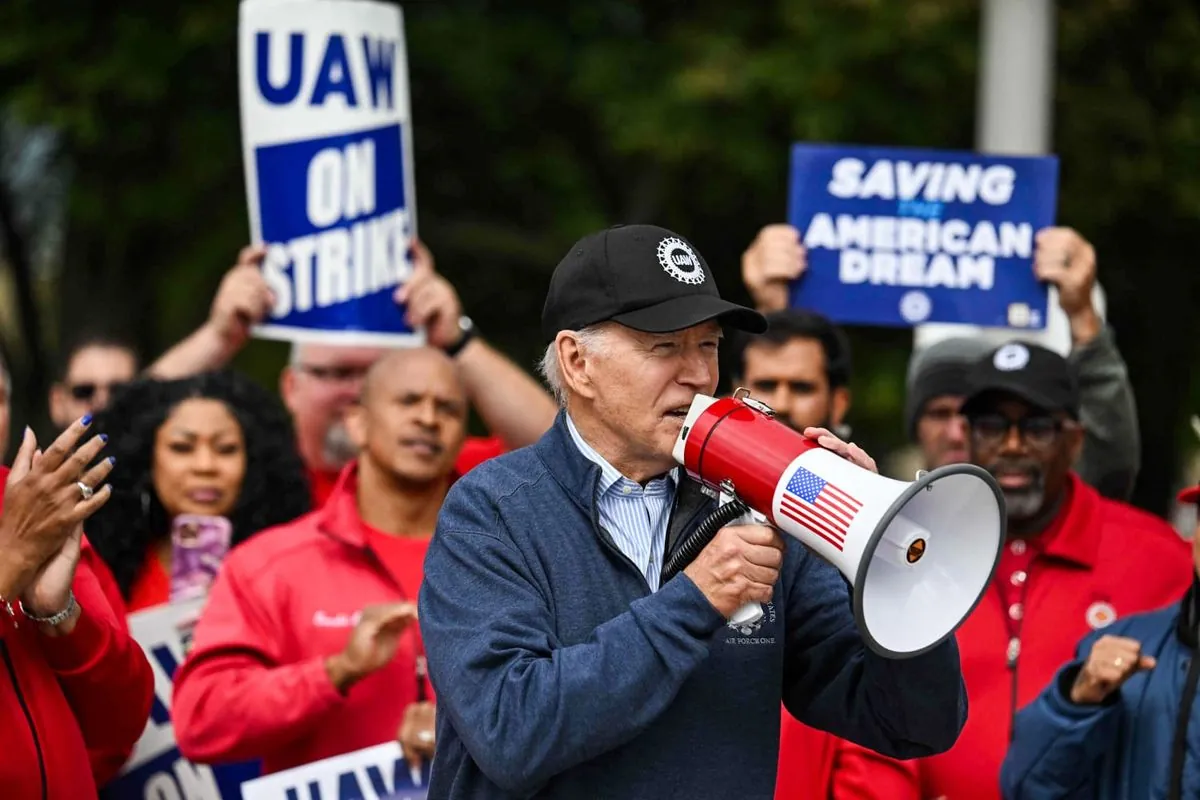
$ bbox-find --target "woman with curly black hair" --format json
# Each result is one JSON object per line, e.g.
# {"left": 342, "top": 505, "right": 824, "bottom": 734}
{"left": 86, "top": 369, "right": 311, "bottom": 611}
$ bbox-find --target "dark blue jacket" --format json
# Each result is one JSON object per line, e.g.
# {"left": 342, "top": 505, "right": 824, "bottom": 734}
{"left": 1001, "top": 583, "right": 1200, "bottom": 799}
{"left": 418, "top": 412, "right": 967, "bottom": 799}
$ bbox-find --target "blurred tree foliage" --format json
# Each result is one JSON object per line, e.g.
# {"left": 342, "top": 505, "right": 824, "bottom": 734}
{"left": 0, "top": 0, "right": 1196, "bottom": 514}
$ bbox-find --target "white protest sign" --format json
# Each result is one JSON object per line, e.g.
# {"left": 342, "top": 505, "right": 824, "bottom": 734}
{"left": 240, "top": 742, "right": 429, "bottom": 800}
{"left": 238, "top": 0, "right": 421, "bottom": 346}
{"left": 100, "top": 599, "right": 261, "bottom": 800}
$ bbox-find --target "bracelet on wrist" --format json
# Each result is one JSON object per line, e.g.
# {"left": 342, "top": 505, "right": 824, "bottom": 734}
{"left": 19, "top": 591, "right": 78, "bottom": 627}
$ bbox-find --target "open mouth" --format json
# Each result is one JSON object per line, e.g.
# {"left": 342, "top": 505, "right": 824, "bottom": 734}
{"left": 186, "top": 488, "right": 224, "bottom": 504}
{"left": 400, "top": 439, "right": 443, "bottom": 457}
{"left": 664, "top": 405, "right": 691, "bottom": 421}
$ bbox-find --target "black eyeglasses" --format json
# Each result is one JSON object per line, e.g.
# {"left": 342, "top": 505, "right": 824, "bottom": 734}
{"left": 68, "top": 382, "right": 128, "bottom": 402}
{"left": 968, "top": 414, "right": 1064, "bottom": 448}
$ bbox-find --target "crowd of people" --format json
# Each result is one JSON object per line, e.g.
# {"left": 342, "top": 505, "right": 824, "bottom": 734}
{"left": 0, "top": 219, "right": 1195, "bottom": 799}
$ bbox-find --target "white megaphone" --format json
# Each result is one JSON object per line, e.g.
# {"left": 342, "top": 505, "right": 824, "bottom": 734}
{"left": 669, "top": 389, "right": 1006, "bottom": 659}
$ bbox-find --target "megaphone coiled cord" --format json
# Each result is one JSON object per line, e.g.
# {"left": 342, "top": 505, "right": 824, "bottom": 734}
{"left": 661, "top": 497, "right": 751, "bottom": 583}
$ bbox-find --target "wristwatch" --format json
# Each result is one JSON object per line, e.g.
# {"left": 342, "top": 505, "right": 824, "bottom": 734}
{"left": 444, "top": 315, "right": 477, "bottom": 358}
{"left": 20, "top": 591, "right": 78, "bottom": 627}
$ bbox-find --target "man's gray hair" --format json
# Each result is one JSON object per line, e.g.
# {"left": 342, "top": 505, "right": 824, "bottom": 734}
{"left": 538, "top": 325, "right": 612, "bottom": 407}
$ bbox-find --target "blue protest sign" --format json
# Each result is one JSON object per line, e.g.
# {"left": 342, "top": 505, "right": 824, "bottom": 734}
{"left": 240, "top": 742, "right": 429, "bottom": 800}
{"left": 787, "top": 143, "right": 1059, "bottom": 329}
{"left": 100, "top": 600, "right": 261, "bottom": 800}
{"left": 239, "top": 0, "right": 421, "bottom": 346}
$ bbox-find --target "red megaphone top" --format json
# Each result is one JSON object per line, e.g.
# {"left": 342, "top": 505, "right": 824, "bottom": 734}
{"left": 676, "top": 394, "right": 821, "bottom": 519}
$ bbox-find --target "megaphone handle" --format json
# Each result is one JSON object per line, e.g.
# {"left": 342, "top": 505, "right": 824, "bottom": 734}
{"left": 729, "top": 600, "right": 764, "bottom": 627}
{"left": 718, "top": 492, "right": 767, "bottom": 627}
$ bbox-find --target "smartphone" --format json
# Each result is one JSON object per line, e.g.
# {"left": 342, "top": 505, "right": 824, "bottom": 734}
{"left": 169, "top": 515, "right": 233, "bottom": 605}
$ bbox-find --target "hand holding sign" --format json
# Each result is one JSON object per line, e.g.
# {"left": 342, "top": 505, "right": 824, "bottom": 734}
{"left": 741, "top": 224, "right": 807, "bottom": 312}
{"left": 240, "top": 0, "right": 420, "bottom": 346}
{"left": 394, "top": 240, "right": 464, "bottom": 350}
{"left": 1033, "top": 227, "right": 1101, "bottom": 345}
{"left": 325, "top": 602, "right": 418, "bottom": 693}
{"left": 209, "top": 245, "right": 277, "bottom": 351}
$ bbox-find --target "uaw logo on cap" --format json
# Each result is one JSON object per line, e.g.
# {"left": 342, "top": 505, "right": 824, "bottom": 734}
{"left": 994, "top": 343, "right": 1031, "bottom": 371}
{"left": 656, "top": 237, "right": 706, "bottom": 286}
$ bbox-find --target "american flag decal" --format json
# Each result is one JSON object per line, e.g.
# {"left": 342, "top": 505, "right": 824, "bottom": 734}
{"left": 779, "top": 465, "right": 863, "bottom": 551}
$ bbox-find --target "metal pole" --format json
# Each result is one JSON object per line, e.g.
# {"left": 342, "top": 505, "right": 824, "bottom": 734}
{"left": 913, "top": 0, "right": 1096, "bottom": 356}
{"left": 977, "top": 0, "right": 1055, "bottom": 156}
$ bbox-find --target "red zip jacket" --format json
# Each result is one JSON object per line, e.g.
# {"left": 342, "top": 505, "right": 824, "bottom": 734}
{"left": 814, "top": 473, "right": 1193, "bottom": 800}
{"left": 172, "top": 462, "right": 433, "bottom": 774}
{"left": 0, "top": 468, "right": 155, "bottom": 799}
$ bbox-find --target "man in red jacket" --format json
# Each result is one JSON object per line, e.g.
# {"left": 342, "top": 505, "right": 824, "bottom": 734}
{"left": 172, "top": 346, "right": 468, "bottom": 777}
{"left": 0, "top": 418, "right": 155, "bottom": 798}
{"left": 825, "top": 341, "right": 1192, "bottom": 800}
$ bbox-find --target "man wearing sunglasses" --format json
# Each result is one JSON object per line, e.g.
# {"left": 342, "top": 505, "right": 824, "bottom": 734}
{"left": 826, "top": 340, "right": 1192, "bottom": 800}
{"left": 48, "top": 335, "right": 138, "bottom": 432}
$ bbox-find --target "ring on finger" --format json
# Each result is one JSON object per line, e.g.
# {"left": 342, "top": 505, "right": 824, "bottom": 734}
{"left": 77, "top": 481, "right": 94, "bottom": 501}
{"left": 417, "top": 730, "right": 434, "bottom": 744}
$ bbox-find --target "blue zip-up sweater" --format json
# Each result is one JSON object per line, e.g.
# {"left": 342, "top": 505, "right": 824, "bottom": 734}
{"left": 418, "top": 412, "right": 968, "bottom": 799}
{"left": 1001, "top": 582, "right": 1200, "bottom": 799}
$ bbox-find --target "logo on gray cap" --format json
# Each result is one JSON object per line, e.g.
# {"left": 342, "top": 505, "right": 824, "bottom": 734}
{"left": 993, "top": 343, "right": 1031, "bottom": 371}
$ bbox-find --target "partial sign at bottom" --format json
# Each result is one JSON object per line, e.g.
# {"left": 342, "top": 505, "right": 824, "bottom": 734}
{"left": 101, "top": 599, "right": 260, "bottom": 800}
{"left": 240, "top": 742, "right": 429, "bottom": 800}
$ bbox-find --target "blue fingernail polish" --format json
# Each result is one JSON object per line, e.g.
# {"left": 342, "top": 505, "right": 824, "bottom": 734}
{"left": 108, "top": 456, "right": 116, "bottom": 465}
{"left": 82, "top": 414, "right": 92, "bottom": 426}
{"left": 100, "top": 433, "right": 108, "bottom": 443}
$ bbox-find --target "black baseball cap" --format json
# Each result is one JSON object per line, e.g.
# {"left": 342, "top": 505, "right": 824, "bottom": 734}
{"left": 960, "top": 341, "right": 1080, "bottom": 419}
{"left": 541, "top": 224, "right": 767, "bottom": 342}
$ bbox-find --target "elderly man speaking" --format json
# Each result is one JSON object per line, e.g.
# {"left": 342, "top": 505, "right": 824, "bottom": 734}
{"left": 418, "top": 224, "right": 967, "bottom": 799}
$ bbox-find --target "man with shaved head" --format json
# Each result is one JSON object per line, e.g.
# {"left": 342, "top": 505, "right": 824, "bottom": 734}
{"left": 173, "top": 345, "right": 468, "bottom": 779}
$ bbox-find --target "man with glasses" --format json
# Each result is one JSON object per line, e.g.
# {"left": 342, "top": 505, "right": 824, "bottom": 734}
{"left": 824, "top": 341, "right": 1192, "bottom": 800}
{"left": 48, "top": 334, "right": 139, "bottom": 431}
{"left": 902, "top": 227, "right": 1140, "bottom": 502}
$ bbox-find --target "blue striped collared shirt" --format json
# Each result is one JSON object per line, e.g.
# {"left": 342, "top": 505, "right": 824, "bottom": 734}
{"left": 565, "top": 413, "right": 678, "bottom": 591}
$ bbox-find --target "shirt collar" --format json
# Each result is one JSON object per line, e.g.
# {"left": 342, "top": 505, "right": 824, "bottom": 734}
{"left": 564, "top": 413, "right": 679, "bottom": 495}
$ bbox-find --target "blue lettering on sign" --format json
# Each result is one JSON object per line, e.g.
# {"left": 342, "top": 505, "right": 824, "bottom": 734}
{"left": 311, "top": 35, "right": 357, "bottom": 107}
{"left": 256, "top": 32, "right": 305, "bottom": 104}
{"left": 148, "top": 643, "right": 180, "bottom": 725}
{"left": 99, "top": 749, "right": 260, "bottom": 800}
{"left": 276, "top": 757, "right": 427, "bottom": 800}
{"left": 255, "top": 32, "right": 396, "bottom": 110}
